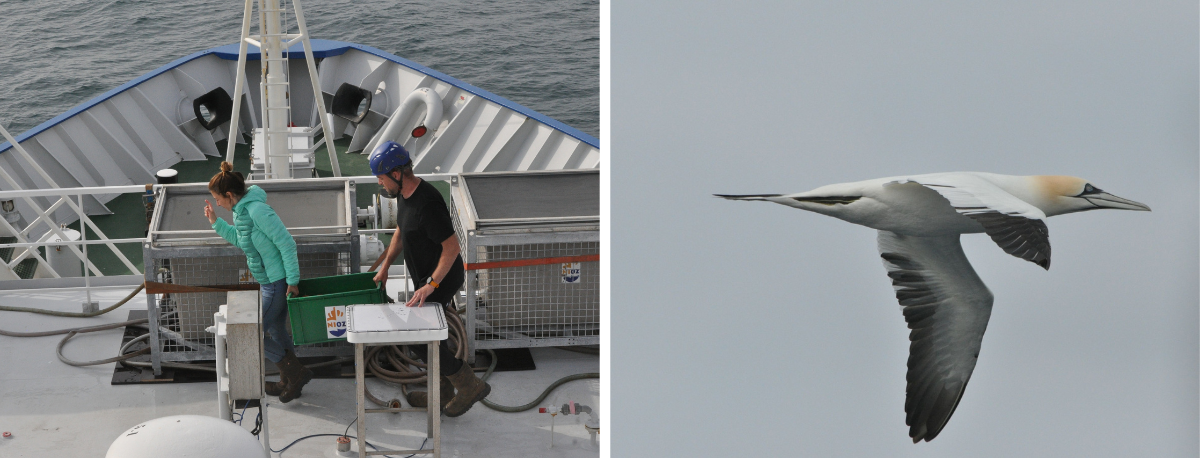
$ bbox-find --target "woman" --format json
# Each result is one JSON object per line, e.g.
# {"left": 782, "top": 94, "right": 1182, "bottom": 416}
{"left": 204, "top": 161, "right": 311, "bottom": 403}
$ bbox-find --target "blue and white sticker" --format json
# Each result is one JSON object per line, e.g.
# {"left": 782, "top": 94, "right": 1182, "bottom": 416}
{"left": 561, "top": 262, "right": 581, "bottom": 284}
{"left": 326, "top": 306, "right": 347, "bottom": 338}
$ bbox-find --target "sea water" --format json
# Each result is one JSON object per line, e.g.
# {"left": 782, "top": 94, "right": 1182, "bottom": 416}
{"left": 0, "top": 0, "right": 598, "bottom": 139}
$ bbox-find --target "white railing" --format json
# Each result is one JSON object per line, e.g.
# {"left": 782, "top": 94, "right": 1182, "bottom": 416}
{"left": 0, "top": 185, "right": 145, "bottom": 285}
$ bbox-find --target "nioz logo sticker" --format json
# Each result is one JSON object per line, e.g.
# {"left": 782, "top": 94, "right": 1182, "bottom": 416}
{"left": 561, "top": 262, "right": 581, "bottom": 284}
{"left": 326, "top": 306, "right": 347, "bottom": 338}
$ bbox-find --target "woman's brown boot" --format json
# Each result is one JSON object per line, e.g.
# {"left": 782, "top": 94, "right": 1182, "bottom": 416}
{"left": 277, "top": 350, "right": 313, "bottom": 403}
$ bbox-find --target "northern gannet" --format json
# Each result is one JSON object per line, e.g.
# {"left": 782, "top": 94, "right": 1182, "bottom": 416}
{"left": 716, "top": 172, "right": 1150, "bottom": 442}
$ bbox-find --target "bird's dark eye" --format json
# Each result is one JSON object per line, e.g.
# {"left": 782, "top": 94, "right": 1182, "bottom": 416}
{"left": 1080, "top": 184, "right": 1102, "bottom": 196}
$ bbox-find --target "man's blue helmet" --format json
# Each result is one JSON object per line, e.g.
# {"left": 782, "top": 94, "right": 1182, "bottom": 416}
{"left": 369, "top": 141, "right": 412, "bottom": 176}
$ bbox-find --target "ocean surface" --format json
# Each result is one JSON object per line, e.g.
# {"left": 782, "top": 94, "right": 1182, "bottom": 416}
{"left": 0, "top": 0, "right": 599, "bottom": 140}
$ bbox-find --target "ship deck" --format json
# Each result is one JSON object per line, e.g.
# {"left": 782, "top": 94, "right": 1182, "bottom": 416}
{"left": 0, "top": 281, "right": 600, "bottom": 457}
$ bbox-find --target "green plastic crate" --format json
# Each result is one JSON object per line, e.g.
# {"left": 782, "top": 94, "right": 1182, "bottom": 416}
{"left": 287, "top": 272, "right": 386, "bottom": 345}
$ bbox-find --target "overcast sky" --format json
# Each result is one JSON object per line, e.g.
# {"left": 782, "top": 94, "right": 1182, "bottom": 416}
{"left": 612, "top": 1, "right": 1197, "bottom": 456}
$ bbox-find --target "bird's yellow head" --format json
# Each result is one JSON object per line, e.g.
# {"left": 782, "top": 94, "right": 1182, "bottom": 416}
{"left": 1033, "top": 176, "right": 1151, "bottom": 216}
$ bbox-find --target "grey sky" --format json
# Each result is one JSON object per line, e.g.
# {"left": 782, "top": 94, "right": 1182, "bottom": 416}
{"left": 612, "top": 1, "right": 1197, "bottom": 456}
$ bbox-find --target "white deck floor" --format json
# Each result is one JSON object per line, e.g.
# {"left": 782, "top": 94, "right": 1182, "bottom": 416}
{"left": 0, "top": 284, "right": 600, "bottom": 457}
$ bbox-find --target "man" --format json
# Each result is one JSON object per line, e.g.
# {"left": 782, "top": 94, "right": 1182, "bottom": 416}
{"left": 369, "top": 140, "right": 491, "bottom": 417}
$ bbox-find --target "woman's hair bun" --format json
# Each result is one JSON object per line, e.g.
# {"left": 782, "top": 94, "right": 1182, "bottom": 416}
{"left": 209, "top": 161, "right": 246, "bottom": 197}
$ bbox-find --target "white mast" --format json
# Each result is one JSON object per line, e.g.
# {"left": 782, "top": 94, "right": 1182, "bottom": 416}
{"left": 223, "top": 0, "right": 342, "bottom": 178}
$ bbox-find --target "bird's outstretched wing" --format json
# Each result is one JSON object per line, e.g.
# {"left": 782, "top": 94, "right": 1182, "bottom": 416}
{"left": 902, "top": 175, "right": 1051, "bottom": 269}
{"left": 878, "top": 231, "right": 994, "bottom": 443}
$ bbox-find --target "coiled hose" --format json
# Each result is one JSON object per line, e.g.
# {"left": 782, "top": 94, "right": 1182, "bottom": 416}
{"left": 357, "top": 303, "right": 599, "bottom": 412}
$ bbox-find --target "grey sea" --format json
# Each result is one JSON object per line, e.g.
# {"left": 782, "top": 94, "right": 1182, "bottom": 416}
{"left": 0, "top": 0, "right": 599, "bottom": 140}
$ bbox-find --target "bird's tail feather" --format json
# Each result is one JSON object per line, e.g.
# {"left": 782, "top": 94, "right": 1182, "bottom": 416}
{"left": 713, "top": 193, "right": 782, "bottom": 201}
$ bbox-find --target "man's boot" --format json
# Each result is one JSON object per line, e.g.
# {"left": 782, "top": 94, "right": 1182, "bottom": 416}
{"left": 277, "top": 350, "right": 313, "bottom": 403}
{"left": 443, "top": 363, "right": 491, "bottom": 417}
{"left": 406, "top": 377, "right": 454, "bottom": 408}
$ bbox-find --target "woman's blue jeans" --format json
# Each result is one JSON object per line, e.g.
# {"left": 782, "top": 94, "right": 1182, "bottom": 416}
{"left": 260, "top": 279, "right": 295, "bottom": 363}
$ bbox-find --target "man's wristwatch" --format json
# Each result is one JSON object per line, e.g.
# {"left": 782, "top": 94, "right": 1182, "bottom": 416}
{"left": 426, "top": 277, "right": 439, "bottom": 289}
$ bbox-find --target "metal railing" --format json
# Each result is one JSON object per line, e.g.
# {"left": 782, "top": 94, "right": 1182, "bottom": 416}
{"left": 0, "top": 185, "right": 143, "bottom": 272}
{"left": 0, "top": 185, "right": 147, "bottom": 311}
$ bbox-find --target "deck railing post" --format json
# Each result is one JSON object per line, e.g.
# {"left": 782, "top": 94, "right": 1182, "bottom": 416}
{"left": 224, "top": 0, "right": 256, "bottom": 166}
{"left": 79, "top": 193, "right": 93, "bottom": 310}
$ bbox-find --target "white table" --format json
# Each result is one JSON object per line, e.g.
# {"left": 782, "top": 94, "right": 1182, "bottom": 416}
{"left": 347, "top": 303, "right": 449, "bottom": 458}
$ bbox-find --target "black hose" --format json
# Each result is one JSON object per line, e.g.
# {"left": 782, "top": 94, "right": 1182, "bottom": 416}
{"left": 57, "top": 330, "right": 151, "bottom": 366}
{"left": 477, "top": 349, "right": 599, "bottom": 413}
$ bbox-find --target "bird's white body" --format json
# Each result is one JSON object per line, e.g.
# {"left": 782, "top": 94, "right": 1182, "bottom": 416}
{"left": 717, "top": 171, "right": 1149, "bottom": 443}
{"left": 769, "top": 172, "right": 1086, "bottom": 235}
{"left": 796, "top": 178, "right": 988, "bottom": 236}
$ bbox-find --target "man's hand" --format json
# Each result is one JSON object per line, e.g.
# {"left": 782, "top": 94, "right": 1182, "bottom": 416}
{"left": 374, "top": 228, "right": 402, "bottom": 292}
{"left": 406, "top": 284, "right": 435, "bottom": 307}
{"left": 286, "top": 284, "right": 299, "bottom": 298}
{"left": 373, "top": 268, "right": 389, "bottom": 290}
{"left": 204, "top": 200, "right": 217, "bottom": 225}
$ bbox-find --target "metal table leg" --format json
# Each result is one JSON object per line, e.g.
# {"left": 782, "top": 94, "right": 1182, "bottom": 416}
{"left": 354, "top": 340, "right": 441, "bottom": 457}
{"left": 429, "top": 341, "right": 440, "bottom": 458}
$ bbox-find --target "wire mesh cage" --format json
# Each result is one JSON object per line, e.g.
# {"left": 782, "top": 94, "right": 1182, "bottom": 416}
{"left": 143, "top": 179, "right": 360, "bottom": 373}
{"left": 148, "top": 249, "right": 353, "bottom": 361}
{"left": 451, "top": 170, "right": 600, "bottom": 353}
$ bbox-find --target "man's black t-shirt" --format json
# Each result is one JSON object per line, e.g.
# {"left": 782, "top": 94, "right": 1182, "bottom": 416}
{"left": 396, "top": 179, "right": 465, "bottom": 302}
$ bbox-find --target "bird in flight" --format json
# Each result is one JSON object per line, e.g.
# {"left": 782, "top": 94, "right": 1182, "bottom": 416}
{"left": 716, "top": 172, "right": 1150, "bottom": 442}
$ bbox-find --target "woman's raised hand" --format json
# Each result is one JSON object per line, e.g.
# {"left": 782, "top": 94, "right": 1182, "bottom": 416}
{"left": 204, "top": 199, "right": 217, "bottom": 225}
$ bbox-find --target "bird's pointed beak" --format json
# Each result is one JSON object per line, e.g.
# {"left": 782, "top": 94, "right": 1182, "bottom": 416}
{"left": 1083, "top": 192, "right": 1151, "bottom": 211}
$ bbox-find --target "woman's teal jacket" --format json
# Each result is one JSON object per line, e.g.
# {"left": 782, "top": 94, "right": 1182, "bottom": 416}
{"left": 212, "top": 185, "right": 300, "bottom": 285}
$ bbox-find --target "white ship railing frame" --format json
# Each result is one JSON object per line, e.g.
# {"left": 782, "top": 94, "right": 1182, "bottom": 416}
{"left": 0, "top": 185, "right": 146, "bottom": 310}
{"left": 0, "top": 122, "right": 144, "bottom": 304}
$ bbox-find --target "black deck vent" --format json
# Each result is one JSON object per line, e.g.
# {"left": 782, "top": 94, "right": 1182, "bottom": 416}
{"left": 193, "top": 87, "right": 234, "bottom": 130}
{"left": 331, "top": 83, "right": 372, "bottom": 123}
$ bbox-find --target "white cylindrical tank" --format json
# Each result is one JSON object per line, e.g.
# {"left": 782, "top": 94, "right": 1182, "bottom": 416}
{"left": 0, "top": 200, "right": 19, "bottom": 237}
{"left": 106, "top": 415, "right": 266, "bottom": 458}
{"left": 44, "top": 228, "right": 82, "bottom": 277}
